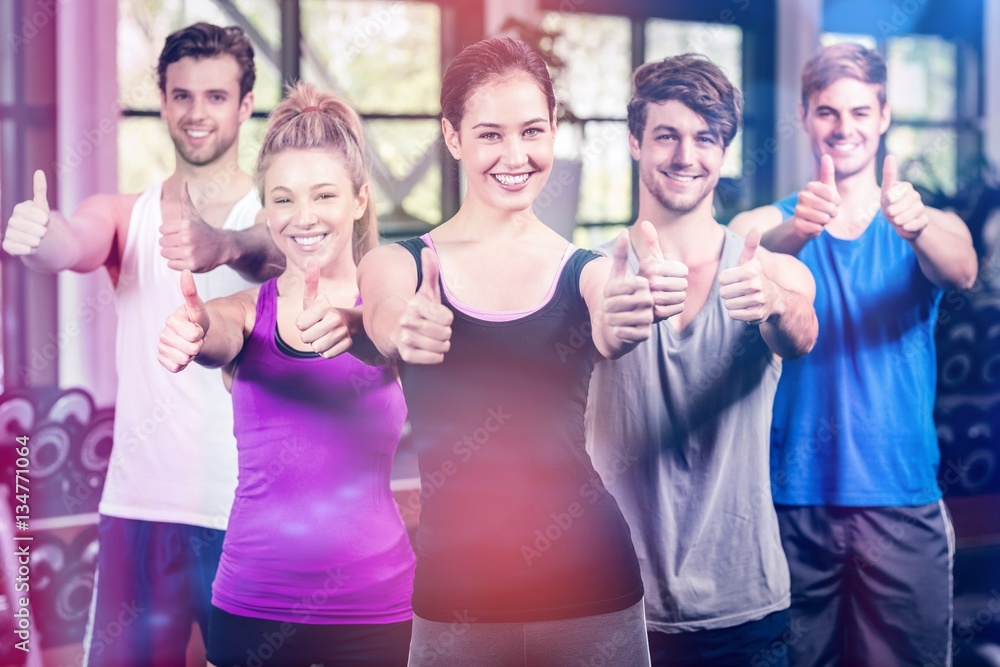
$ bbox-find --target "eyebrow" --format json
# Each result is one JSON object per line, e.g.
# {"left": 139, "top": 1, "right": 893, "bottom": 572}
{"left": 169, "top": 87, "right": 230, "bottom": 96}
{"left": 471, "top": 118, "right": 547, "bottom": 130}
{"left": 650, "top": 124, "right": 715, "bottom": 136}
{"left": 815, "top": 104, "right": 872, "bottom": 112}
{"left": 269, "top": 183, "right": 340, "bottom": 192}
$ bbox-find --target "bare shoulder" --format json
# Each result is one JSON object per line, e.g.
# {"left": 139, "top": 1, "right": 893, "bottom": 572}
{"left": 728, "top": 205, "right": 784, "bottom": 236}
{"left": 358, "top": 243, "right": 419, "bottom": 293}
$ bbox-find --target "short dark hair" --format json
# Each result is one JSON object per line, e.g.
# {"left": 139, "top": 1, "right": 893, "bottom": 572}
{"left": 441, "top": 36, "right": 556, "bottom": 131}
{"left": 801, "top": 42, "right": 886, "bottom": 111}
{"left": 158, "top": 22, "right": 256, "bottom": 100}
{"left": 627, "top": 53, "right": 743, "bottom": 148}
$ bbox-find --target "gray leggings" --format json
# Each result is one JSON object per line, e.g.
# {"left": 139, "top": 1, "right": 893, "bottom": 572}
{"left": 407, "top": 599, "right": 651, "bottom": 667}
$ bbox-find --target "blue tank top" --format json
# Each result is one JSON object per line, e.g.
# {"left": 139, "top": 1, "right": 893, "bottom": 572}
{"left": 769, "top": 194, "right": 943, "bottom": 506}
{"left": 396, "top": 237, "right": 643, "bottom": 623}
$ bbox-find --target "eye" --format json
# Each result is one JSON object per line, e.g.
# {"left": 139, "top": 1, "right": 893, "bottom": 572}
{"left": 272, "top": 197, "right": 290, "bottom": 205}
{"left": 210, "top": 94, "right": 226, "bottom": 103}
{"left": 479, "top": 132, "right": 500, "bottom": 141}
{"left": 655, "top": 134, "right": 676, "bottom": 142}
{"left": 173, "top": 93, "right": 188, "bottom": 101}
{"left": 698, "top": 136, "right": 716, "bottom": 145}
{"left": 523, "top": 127, "right": 543, "bottom": 138}
{"left": 317, "top": 193, "right": 336, "bottom": 200}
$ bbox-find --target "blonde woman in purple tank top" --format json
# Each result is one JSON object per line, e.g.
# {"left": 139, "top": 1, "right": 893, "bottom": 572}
{"left": 157, "top": 82, "right": 414, "bottom": 666}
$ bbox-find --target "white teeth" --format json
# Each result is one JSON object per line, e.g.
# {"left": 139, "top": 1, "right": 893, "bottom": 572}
{"left": 494, "top": 173, "right": 530, "bottom": 186}
{"left": 186, "top": 130, "right": 209, "bottom": 138}
{"left": 293, "top": 234, "right": 326, "bottom": 246}
{"left": 830, "top": 143, "right": 858, "bottom": 152}
{"left": 666, "top": 172, "right": 695, "bottom": 183}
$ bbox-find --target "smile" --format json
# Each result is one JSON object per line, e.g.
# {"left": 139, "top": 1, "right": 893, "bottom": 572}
{"left": 827, "top": 142, "right": 860, "bottom": 153}
{"left": 292, "top": 234, "right": 328, "bottom": 247}
{"left": 186, "top": 129, "right": 210, "bottom": 139}
{"left": 664, "top": 172, "right": 698, "bottom": 183}
{"left": 492, "top": 173, "right": 531, "bottom": 187}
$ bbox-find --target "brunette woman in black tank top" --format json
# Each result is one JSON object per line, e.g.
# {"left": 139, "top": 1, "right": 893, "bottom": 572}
{"left": 358, "top": 37, "right": 656, "bottom": 666}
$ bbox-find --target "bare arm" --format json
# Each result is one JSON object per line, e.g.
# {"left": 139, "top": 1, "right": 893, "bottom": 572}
{"left": 156, "top": 271, "right": 256, "bottom": 373}
{"left": 580, "top": 232, "right": 654, "bottom": 360}
{"left": 755, "top": 249, "right": 818, "bottom": 358}
{"left": 2, "top": 170, "right": 130, "bottom": 274}
{"left": 161, "top": 202, "right": 285, "bottom": 282}
{"left": 358, "top": 244, "right": 452, "bottom": 364}
{"left": 719, "top": 230, "right": 817, "bottom": 359}
{"left": 903, "top": 208, "right": 977, "bottom": 291}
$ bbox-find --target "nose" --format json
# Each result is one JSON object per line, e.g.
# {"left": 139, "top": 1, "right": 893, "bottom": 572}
{"left": 503, "top": 135, "right": 528, "bottom": 169}
{"left": 189, "top": 95, "right": 207, "bottom": 121}
{"left": 671, "top": 138, "right": 694, "bottom": 168}
{"left": 834, "top": 115, "right": 855, "bottom": 138}
{"left": 295, "top": 201, "right": 318, "bottom": 227}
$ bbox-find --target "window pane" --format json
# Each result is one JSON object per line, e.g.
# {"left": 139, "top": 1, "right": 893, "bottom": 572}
{"left": 366, "top": 120, "right": 442, "bottom": 225}
{"left": 540, "top": 13, "right": 632, "bottom": 119}
{"left": 885, "top": 126, "right": 957, "bottom": 196}
{"left": 118, "top": 117, "right": 267, "bottom": 194}
{"left": 118, "top": 0, "right": 282, "bottom": 111}
{"left": 301, "top": 1, "right": 440, "bottom": 115}
{"left": 820, "top": 33, "right": 877, "bottom": 50}
{"left": 578, "top": 121, "right": 632, "bottom": 224}
{"left": 888, "top": 35, "right": 957, "bottom": 122}
{"left": 645, "top": 19, "right": 743, "bottom": 90}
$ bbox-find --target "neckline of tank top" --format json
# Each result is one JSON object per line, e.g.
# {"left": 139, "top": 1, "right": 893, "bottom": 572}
{"left": 419, "top": 233, "right": 576, "bottom": 322}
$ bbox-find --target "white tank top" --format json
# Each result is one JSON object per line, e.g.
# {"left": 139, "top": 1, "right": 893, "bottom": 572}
{"left": 100, "top": 183, "right": 260, "bottom": 529}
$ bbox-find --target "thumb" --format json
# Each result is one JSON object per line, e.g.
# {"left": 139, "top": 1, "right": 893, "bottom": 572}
{"left": 636, "top": 220, "right": 663, "bottom": 261}
{"left": 738, "top": 227, "right": 761, "bottom": 266}
{"left": 180, "top": 269, "right": 205, "bottom": 322}
{"left": 418, "top": 248, "right": 441, "bottom": 302}
{"left": 819, "top": 154, "right": 836, "bottom": 188}
{"left": 610, "top": 230, "right": 630, "bottom": 281}
{"left": 33, "top": 170, "right": 50, "bottom": 213}
{"left": 180, "top": 181, "right": 199, "bottom": 220}
{"left": 881, "top": 154, "right": 898, "bottom": 203}
{"left": 303, "top": 259, "right": 320, "bottom": 310}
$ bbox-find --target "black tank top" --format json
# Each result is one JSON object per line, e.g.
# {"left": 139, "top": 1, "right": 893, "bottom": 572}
{"left": 397, "top": 237, "right": 643, "bottom": 623}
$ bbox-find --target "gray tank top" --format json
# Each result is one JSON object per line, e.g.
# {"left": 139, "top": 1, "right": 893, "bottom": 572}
{"left": 586, "top": 225, "right": 790, "bottom": 633}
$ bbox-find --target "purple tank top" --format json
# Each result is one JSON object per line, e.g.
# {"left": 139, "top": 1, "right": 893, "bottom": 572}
{"left": 211, "top": 278, "right": 414, "bottom": 624}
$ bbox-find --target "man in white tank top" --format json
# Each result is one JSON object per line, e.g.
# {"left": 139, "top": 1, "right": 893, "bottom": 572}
{"left": 3, "top": 23, "right": 283, "bottom": 665}
{"left": 586, "top": 55, "right": 818, "bottom": 666}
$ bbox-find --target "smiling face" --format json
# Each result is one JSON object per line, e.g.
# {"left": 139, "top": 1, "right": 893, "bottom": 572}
{"left": 442, "top": 73, "right": 555, "bottom": 214}
{"left": 630, "top": 99, "right": 727, "bottom": 216}
{"left": 262, "top": 149, "right": 367, "bottom": 272}
{"left": 160, "top": 55, "right": 253, "bottom": 167}
{"left": 802, "top": 77, "right": 890, "bottom": 180}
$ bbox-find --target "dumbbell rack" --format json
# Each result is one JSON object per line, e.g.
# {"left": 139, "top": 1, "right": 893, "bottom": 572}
{"left": 935, "top": 284, "right": 1000, "bottom": 546}
{"left": 0, "top": 387, "right": 110, "bottom": 664}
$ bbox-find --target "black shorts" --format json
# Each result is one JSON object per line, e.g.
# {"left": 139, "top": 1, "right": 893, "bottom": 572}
{"left": 206, "top": 606, "right": 412, "bottom": 667}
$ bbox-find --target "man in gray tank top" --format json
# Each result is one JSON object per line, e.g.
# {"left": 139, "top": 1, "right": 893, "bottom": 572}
{"left": 586, "top": 54, "right": 819, "bottom": 666}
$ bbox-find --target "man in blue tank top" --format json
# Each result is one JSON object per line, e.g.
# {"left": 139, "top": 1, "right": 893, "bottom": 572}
{"left": 730, "top": 42, "right": 978, "bottom": 666}
{"left": 587, "top": 54, "right": 819, "bottom": 667}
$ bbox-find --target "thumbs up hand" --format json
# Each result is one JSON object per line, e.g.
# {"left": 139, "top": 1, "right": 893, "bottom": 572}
{"left": 791, "top": 154, "right": 840, "bottom": 240}
{"left": 157, "top": 270, "right": 211, "bottom": 372}
{"left": 719, "top": 228, "right": 779, "bottom": 325}
{"left": 602, "top": 230, "right": 654, "bottom": 345}
{"left": 391, "top": 248, "right": 454, "bottom": 364}
{"left": 3, "top": 170, "right": 52, "bottom": 256}
{"left": 634, "top": 220, "right": 687, "bottom": 322}
{"left": 159, "top": 182, "right": 228, "bottom": 272}
{"left": 880, "top": 154, "right": 928, "bottom": 239}
{"left": 295, "top": 259, "right": 353, "bottom": 358}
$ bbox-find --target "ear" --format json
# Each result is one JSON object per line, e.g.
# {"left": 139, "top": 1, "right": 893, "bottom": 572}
{"left": 628, "top": 132, "right": 642, "bottom": 162}
{"left": 798, "top": 103, "right": 807, "bottom": 127}
{"left": 442, "top": 117, "right": 462, "bottom": 160}
{"left": 238, "top": 91, "right": 254, "bottom": 123}
{"left": 878, "top": 101, "right": 891, "bottom": 136}
{"left": 354, "top": 182, "right": 370, "bottom": 221}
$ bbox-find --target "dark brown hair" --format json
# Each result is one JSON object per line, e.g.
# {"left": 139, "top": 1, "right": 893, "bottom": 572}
{"left": 801, "top": 42, "right": 886, "bottom": 111}
{"left": 627, "top": 53, "right": 743, "bottom": 148}
{"left": 158, "top": 23, "right": 256, "bottom": 100}
{"left": 441, "top": 37, "right": 556, "bottom": 131}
